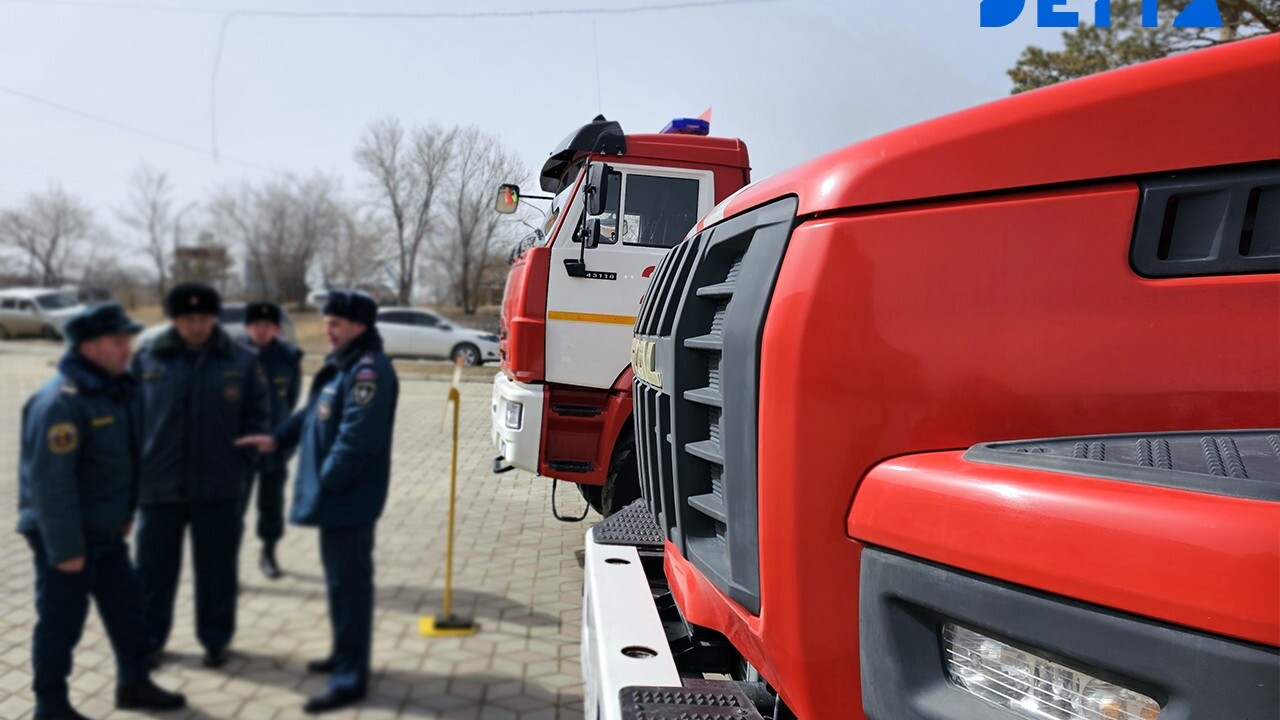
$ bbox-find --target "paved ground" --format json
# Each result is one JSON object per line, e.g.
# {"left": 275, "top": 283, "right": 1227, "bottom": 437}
{"left": 0, "top": 344, "right": 598, "bottom": 720}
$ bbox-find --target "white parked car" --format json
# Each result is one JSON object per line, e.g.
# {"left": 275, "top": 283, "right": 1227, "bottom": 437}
{"left": 0, "top": 288, "right": 84, "bottom": 340}
{"left": 377, "top": 307, "right": 499, "bottom": 366}
{"left": 135, "top": 303, "right": 298, "bottom": 348}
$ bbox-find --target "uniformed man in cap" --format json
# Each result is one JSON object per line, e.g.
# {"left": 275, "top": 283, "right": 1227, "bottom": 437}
{"left": 238, "top": 301, "right": 303, "bottom": 579}
{"left": 132, "top": 283, "right": 271, "bottom": 669}
{"left": 18, "top": 303, "right": 187, "bottom": 720}
{"left": 237, "top": 290, "right": 398, "bottom": 714}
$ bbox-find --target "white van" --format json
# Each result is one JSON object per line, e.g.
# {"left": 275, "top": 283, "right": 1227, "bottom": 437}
{"left": 0, "top": 288, "right": 84, "bottom": 340}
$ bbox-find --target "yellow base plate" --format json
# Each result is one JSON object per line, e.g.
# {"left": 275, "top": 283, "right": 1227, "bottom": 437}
{"left": 419, "top": 615, "right": 479, "bottom": 637}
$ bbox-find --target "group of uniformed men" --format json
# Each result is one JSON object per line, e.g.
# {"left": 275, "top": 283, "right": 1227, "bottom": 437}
{"left": 17, "top": 283, "right": 400, "bottom": 719}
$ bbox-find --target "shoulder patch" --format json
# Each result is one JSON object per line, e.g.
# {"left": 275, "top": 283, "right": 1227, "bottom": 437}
{"left": 353, "top": 381, "right": 376, "bottom": 406}
{"left": 354, "top": 368, "right": 377, "bottom": 381}
{"left": 358, "top": 352, "right": 376, "bottom": 365}
{"left": 48, "top": 422, "right": 78, "bottom": 454}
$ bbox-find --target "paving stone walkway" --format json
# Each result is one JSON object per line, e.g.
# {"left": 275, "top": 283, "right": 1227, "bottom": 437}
{"left": 0, "top": 346, "right": 597, "bottom": 719}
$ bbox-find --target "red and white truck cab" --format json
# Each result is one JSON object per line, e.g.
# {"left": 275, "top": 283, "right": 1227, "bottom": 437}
{"left": 491, "top": 116, "right": 751, "bottom": 515}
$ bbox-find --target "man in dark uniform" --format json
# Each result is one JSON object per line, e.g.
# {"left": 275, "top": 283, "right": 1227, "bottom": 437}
{"left": 17, "top": 303, "right": 186, "bottom": 720}
{"left": 238, "top": 290, "right": 399, "bottom": 714}
{"left": 132, "top": 283, "right": 271, "bottom": 669}
{"left": 238, "top": 301, "right": 303, "bottom": 579}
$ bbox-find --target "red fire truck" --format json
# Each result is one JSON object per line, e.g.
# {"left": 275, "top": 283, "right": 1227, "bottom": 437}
{"left": 491, "top": 116, "right": 751, "bottom": 516}
{"left": 582, "top": 36, "right": 1280, "bottom": 719}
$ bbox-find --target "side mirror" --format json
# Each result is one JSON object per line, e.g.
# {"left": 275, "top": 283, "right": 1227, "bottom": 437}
{"left": 584, "top": 219, "right": 601, "bottom": 250}
{"left": 585, "top": 163, "right": 611, "bottom": 216}
{"left": 495, "top": 184, "right": 520, "bottom": 214}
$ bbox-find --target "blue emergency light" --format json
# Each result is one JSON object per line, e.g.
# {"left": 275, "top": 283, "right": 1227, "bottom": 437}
{"left": 661, "top": 118, "right": 710, "bottom": 136}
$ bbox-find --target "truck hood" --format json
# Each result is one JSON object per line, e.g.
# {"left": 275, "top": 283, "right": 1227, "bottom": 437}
{"left": 691, "top": 34, "right": 1280, "bottom": 234}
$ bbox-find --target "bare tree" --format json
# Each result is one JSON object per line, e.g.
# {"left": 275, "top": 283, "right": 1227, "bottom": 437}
{"left": 0, "top": 185, "right": 95, "bottom": 286}
{"left": 118, "top": 164, "right": 189, "bottom": 302}
{"left": 211, "top": 173, "right": 342, "bottom": 309}
{"left": 438, "top": 127, "right": 527, "bottom": 314}
{"left": 317, "top": 205, "right": 391, "bottom": 290}
{"left": 355, "top": 118, "right": 457, "bottom": 305}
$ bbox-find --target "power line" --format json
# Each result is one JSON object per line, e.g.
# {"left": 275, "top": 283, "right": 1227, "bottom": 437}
{"left": 0, "top": 0, "right": 225, "bottom": 13}
{"left": 2, "top": 0, "right": 776, "bottom": 163}
{"left": 0, "top": 83, "right": 276, "bottom": 172}
{"left": 207, "top": 0, "right": 776, "bottom": 159}
{"left": 0, "top": 0, "right": 774, "bottom": 18}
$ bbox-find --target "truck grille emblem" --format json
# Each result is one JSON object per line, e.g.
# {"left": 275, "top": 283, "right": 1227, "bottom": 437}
{"left": 631, "top": 338, "right": 662, "bottom": 388}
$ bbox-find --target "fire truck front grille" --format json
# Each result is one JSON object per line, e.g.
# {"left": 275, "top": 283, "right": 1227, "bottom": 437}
{"left": 631, "top": 197, "right": 797, "bottom": 615}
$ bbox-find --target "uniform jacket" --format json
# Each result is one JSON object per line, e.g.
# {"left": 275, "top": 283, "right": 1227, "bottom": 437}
{"left": 17, "top": 352, "right": 141, "bottom": 565}
{"left": 276, "top": 329, "right": 398, "bottom": 528}
{"left": 132, "top": 325, "right": 271, "bottom": 504}
{"left": 239, "top": 337, "right": 303, "bottom": 472}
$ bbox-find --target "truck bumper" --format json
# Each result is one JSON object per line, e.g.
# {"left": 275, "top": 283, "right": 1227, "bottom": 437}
{"left": 581, "top": 527, "right": 680, "bottom": 720}
{"left": 581, "top": 502, "right": 773, "bottom": 719}
{"left": 490, "top": 372, "right": 543, "bottom": 474}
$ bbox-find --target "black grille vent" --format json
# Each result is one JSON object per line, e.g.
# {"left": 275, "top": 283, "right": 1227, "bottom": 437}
{"left": 966, "top": 430, "right": 1280, "bottom": 502}
{"left": 1132, "top": 164, "right": 1280, "bottom": 277}
{"left": 637, "top": 236, "right": 702, "bottom": 336}
{"left": 631, "top": 197, "right": 798, "bottom": 615}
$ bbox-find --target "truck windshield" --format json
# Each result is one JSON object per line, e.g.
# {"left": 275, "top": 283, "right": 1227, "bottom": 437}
{"left": 36, "top": 292, "right": 77, "bottom": 310}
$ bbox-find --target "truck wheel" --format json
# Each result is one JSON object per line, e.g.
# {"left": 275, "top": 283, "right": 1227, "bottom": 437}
{"left": 0, "top": 324, "right": 10, "bottom": 340}
{"left": 601, "top": 432, "right": 642, "bottom": 517}
{"left": 578, "top": 484, "right": 604, "bottom": 515}
{"left": 41, "top": 324, "right": 59, "bottom": 341}
{"left": 451, "top": 343, "right": 481, "bottom": 367}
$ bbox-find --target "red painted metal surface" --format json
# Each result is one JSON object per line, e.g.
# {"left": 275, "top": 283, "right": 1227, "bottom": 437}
{"left": 667, "top": 184, "right": 1280, "bottom": 717}
{"left": 690, "top": 34, "right": 1280, "bottom": 238}
{"left": 849, "top": 451, "right": 1280, "bottom": 647}
{"left": 499, "top": 245, "right": 549, "bottom": 384}
{"left": 537, "top": 368, "right": 637, "bottom": 487}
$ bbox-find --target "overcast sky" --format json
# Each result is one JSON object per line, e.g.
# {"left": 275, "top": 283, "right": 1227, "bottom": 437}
{"left": 0, "top": 0, "right": 1082, "bottom": 248}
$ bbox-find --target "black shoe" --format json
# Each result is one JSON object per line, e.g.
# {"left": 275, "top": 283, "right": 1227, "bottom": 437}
{"left": 306, "top": 657, "right": 336, "bottom": 674}
{"left": 303, "top": 689, "right": 365, "bottom": 714}
{"left": 116, "top": 679, "right": 187, "bottom": 711}
{"left": 260, "top": 544, "right": 283, "bottom": 580}
{"left": 34, "top": 708, "right": 93, "bottom": 720}
{"left": 202, "top": 647, "right": 230, "bottom": 669}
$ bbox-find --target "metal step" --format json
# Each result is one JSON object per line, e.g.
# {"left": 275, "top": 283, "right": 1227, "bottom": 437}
{"left": 547, "top": 460, "right": 593, "bottom": 473}
{"left": 619, "top": 680, "right": 769, "bottom": 720}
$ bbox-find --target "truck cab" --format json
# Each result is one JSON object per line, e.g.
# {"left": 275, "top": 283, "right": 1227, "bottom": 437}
{"left": 582, "top": 36, "right": 1280, "bottom": 719}
{"left": 491, "top": 116, "right": 750, "bottom": 516}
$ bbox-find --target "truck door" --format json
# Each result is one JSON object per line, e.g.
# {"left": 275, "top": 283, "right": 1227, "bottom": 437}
{"left": 545, "top": 164, "right": 714, "bottom": 389}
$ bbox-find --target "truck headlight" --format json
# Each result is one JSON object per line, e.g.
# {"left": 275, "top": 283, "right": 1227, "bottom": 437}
{"left": 942, "top": 623, "right": 1160, "bottom": 720}
{"left": 504, "top": 401, "right": 523, "bottom": 430}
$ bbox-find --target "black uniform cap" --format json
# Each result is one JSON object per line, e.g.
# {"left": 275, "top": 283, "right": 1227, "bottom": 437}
{"left": 63, "top": 302, "right": 144, "bottom": 345}
{"left": 245, "top": 301, "right": 283, "bottom": 326}
{"left": 165, "top": 283, "right": 222, "bottom": 318}
{"left": 321, "top": 290, "right": 378, "bottom": 327}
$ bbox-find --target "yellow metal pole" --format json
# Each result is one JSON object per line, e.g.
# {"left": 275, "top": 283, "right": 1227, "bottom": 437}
{"left": 420, "top": 358, "right": 477, "bottom": 636}
{"left": 442, "top": 384, "right": 459, "bottom": 619}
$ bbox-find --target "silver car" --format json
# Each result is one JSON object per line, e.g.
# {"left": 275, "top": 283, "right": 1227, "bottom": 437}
{"left": 377, "top": 307, "right": 499, "bottom": 366}
{"left": 0, "top": 288, "right": 84, "bottom": 340}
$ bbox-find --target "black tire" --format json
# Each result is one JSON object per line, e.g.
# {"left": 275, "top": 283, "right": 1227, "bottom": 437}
{"left": 451, "top": 343, "right": 481, "bottom": 367}
{"left": 41, "top": 324, "right": 59, "bottom": 341}
{"left": 0, "top": 324, "right": 10, "bottom": 340}
{"left": 577, "top": 483, "right": 604, "bottom": 516}
{"left": 601, "top": 431, "right": 641, "bottom": 517}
